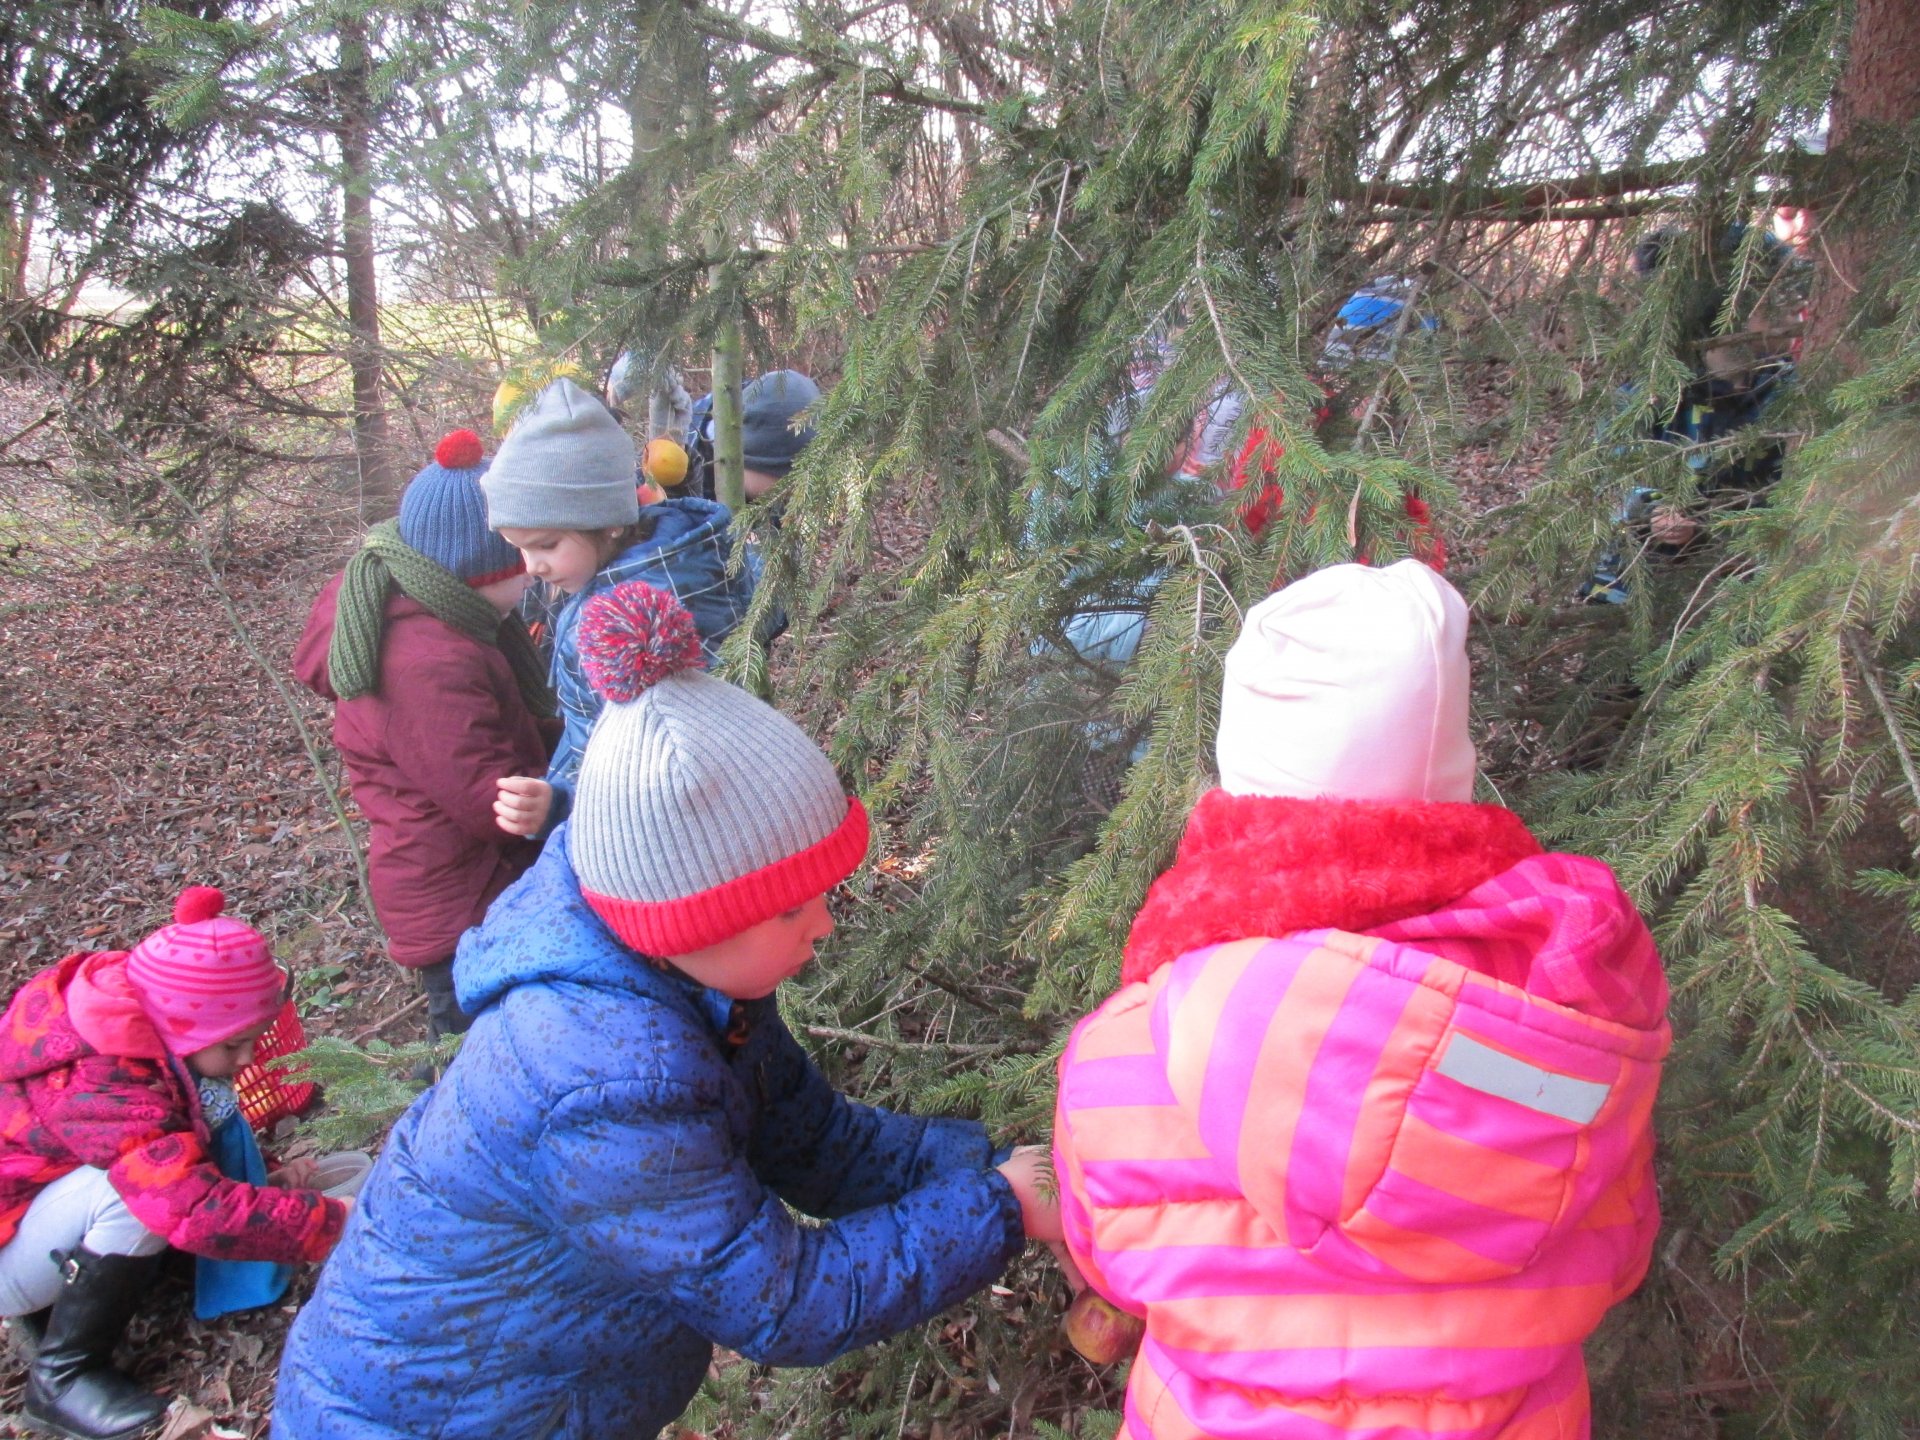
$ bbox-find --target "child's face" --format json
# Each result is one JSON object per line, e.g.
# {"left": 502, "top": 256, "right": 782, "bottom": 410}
{"left": 474, "top": 570, "right": 533, "bottom": 617}
{"left": 184, "top": 1019, "right": 274, "bottom": 1079}
{"left": 498, "top": 527, "right": 613, "bottom": 595}
{"left": 665, "top": 894, "right": 834, "bottom": 1000}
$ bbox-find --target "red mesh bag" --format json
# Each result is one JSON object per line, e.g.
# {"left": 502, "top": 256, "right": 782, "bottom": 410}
{"left": 233, "top": 1000, "right": 316, "bottom": 1130}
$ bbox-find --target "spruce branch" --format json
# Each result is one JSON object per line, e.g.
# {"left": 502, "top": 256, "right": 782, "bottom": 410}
{"left": 675, "top": 1, "right": 1001, "bottom": 123}
{"left": 1844, "top": 629, "right": 1920, "bottom": 853}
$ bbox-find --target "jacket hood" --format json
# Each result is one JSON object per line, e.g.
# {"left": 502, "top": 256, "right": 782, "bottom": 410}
{"left": 0, "top": 953, "right": 169, "bottom": 1085}
{"left": 291, "top": 572, "right": 343, "bottom": 701}
{"left": 1372, "top": 849, "right": 1669, "bottom": 1032}
{"left": 1123, "top": 791, "right": 1665, "bottom": 1029}
{"left": 612, "top": 497, "right": 735, "bottom": 569}
{"left": 1122, "top": 792, "right": 1541, "bottom": 985}
{"left": 455, "top": 824, "right": 698, "bottom": 1019}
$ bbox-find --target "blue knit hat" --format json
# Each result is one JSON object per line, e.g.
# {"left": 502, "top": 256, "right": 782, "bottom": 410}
{"left": 741, "top": 370, "right": 821, "bottom": 477}
{"left": 398, "top": 430, "right": 525, "bottom": 586}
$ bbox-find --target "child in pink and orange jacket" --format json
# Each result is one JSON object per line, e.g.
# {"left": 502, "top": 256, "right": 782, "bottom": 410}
{"left": 1052, "top": 559, "right": 1671, "bottom": 1440}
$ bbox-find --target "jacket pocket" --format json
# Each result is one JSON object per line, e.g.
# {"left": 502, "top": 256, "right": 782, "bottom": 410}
{"left": 1340, "top": 1029, "right": 1599, "bottom": 1282}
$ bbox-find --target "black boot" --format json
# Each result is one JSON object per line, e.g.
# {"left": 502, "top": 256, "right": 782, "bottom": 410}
{"left": 22, "top": 1248, "right": 167, "bottom": 1440}
{"left": 410, "top": 960, "right": 471, "bottom": 1084}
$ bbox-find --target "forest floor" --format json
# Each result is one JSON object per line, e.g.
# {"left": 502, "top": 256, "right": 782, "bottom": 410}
{"left": 0, "top": 369, "right": 1755, "bottom": 1438}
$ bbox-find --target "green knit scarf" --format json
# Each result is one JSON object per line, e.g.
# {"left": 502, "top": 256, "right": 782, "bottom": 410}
{"left": 327, "top": 520, "right": 555, "bottom": 718}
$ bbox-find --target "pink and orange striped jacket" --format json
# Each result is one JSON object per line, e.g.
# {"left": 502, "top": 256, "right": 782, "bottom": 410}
{"left": 1054, "top": 793, "right": 1670, "bottom": 1440}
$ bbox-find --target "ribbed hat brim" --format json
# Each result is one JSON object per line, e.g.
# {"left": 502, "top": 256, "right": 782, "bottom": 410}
{"left": 581, "top": 797, "right": 869, "bottom": 956}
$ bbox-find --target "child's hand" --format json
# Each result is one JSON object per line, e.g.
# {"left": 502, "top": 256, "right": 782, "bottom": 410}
{"left": 495, "top": 776, "right": 553, "bottom": 837}
{"left": 1649, "top": 504, "right": 1702, "bottom": 548}
{"left": 995, "top": 1145, "right": 1064, "bottom": 1242}
{"left": 269, "top": 1158, "right": 319, "bottom": 1189}
{"left": 1046, "top": 1239, "right": 1087, "bottom": 1294}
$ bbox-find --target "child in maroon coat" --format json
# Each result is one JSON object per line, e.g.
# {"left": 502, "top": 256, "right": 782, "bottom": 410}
{"left": 0, "top": 887, "right": 348, "bottom": 1439}
{"left": 292, "top": 432, "right": 557, "bottom": 1039}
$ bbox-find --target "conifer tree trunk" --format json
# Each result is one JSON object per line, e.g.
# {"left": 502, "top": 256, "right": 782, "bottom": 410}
{"left": 1802, "top": 0, "right": 1920, "bottom": 368}
{"left": 0, "top": 198, "right": 20, "bottom": 304}
{"left": 0, "top": 175, "right": 36, "bottom": 302}
{"left": 336, "top": 14, "right": 401, "bottom": 511}
{"left": 625, "top": 11, "right": 712, "bottom": 440}
{"left": 708, "top": 226, "right": 745, "bottom": 513}
{"left": 11, "top": 181, "right": 32, "bottom": 299}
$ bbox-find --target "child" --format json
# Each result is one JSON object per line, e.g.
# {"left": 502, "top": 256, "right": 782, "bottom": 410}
{"left": 1052, "top": 560, "right": 1671, "bottom": 1439}
{"left": 681, "top": 368, "right": 820, "bottom": 501}
{"left": 0, "top": 888, "right": 348, "bottom": 1440}
{"left": 481, "top": 378, "right": 758, "bottom": 798}
{"left": 271, "top": 582, "right": 1057, "bottom": 1439}
{"left": 738, "top": 368, "right": 820, "bottom": 500}
{"left": 292, "top": 431, "right": 556, "bottom": 1039}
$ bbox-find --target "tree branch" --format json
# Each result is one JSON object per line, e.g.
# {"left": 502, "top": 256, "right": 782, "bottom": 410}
{"left": 678, "top": 2, "right": 998, "bottom": 122}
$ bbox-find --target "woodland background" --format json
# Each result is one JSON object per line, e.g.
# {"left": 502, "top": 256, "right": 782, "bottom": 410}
{"left": 3, "top": 0, "right": 1920, "bottom": 1435}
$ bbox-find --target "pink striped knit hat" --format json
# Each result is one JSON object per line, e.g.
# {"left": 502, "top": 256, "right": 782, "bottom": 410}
{"left": 126, "top": 887, "right": 286, "bottom": 1054}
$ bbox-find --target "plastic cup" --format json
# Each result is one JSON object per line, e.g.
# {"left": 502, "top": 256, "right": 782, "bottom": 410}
{"left": 310, "top": 1151, "right": 372, "bottom": 1199}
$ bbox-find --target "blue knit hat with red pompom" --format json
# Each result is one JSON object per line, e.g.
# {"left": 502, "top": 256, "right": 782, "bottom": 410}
{"left": 567, "top": 581, "right": 869, "bottom": 957}
{"left": 398, "top": 430, "right": 524, "bottom": 587}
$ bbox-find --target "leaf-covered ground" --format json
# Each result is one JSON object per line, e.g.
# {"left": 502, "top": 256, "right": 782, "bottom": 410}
{"left": 0, "top": 484, "right": 395, "bottom": 1437}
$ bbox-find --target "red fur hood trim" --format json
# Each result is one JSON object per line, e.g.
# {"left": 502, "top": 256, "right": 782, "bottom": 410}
{"left": 1121, "top": 792, "right": 1543, "bottom": 985}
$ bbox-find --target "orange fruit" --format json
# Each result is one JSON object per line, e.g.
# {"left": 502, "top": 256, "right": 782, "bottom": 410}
{"left": 642, "top": 437, "right": 690, "bottom": 487}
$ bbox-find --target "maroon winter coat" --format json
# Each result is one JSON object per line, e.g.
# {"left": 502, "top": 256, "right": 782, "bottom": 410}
{"left": 293, "top": 574, "right": 554, "bottom": 967}
{"left": 0, "top": 951, "right": 345, "bottom": 1261}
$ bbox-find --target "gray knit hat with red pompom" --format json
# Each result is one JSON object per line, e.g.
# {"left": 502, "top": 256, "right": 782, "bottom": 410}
{"left": 568, "top": 581, "right": 869, "bottom": 957}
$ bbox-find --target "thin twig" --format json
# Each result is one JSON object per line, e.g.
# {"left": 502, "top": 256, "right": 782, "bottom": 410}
{"left": 1011, "top": 164, "right": 1074, "bottom": 396}
{"left": 1193, "top": 232, "right": 1256, "bottom": 406}
{"left": 985, "top": 428, "right": 1031, "bottom": 465}
{"left": 1843, "top": 629, "right": 1920, "bottom": 856}
{"left": 803, "top": 1024, "right": 1043, "bottom": 1056}
{"left": 350, "top": 993, "right": 427, "bottom": 1044}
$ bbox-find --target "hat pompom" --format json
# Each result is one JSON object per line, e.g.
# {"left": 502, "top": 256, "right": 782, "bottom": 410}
{"left": 580, "top": 582, "right": 705, "bottom": 703}
{"left": 435, "top": 429, "right": 484, "bottom": 469}
{"left": 174, "top": 886, "right": 227, "bottom": 924}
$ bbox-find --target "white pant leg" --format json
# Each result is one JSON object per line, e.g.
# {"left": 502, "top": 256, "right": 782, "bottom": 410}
{"left": 0, "top": 1167, "right": 166, "bottom": 1316}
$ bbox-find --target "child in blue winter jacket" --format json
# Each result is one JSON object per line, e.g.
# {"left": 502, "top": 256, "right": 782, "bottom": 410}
{"left": 271, "top": 582, "right": 1056, "bottom": 1440}
{"left": 481, "top": 377, "right": 758, "bottom": 827}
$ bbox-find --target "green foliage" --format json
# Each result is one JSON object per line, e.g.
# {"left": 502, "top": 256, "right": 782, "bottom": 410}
{"left": 657, "top": 0, "right": 1920, "bottom": 1430}
{"left": 0, "top": 0, "right": 227, "bottom": 300}
{"left": 49, "top": 201, "right": 330, "bottom": 528}
{"left": 23, "top": 0, "right": 1920, "bottom": 1430}
{"left": 284, "top": 1034, "right": 449, "bottom": 1150}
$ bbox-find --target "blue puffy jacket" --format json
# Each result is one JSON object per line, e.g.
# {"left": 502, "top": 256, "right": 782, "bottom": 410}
{"left": 546, "top": 496, "right": 757, "bottom": 798}
{"left": 272, "top": 832, "right": 1024, "bottom": 1440}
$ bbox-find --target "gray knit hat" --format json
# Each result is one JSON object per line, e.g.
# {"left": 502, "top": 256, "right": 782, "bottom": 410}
{"left": 740, "top": 370, "right": 820, "bottom": 477}
{"left": 568, "top": 581, "right": 869, "bottom": 956}
{"left": 482, "top": 377, "right": 639, "bottom": 531}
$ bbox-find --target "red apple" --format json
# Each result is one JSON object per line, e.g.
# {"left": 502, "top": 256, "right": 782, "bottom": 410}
{"left": 1062, "top": 1289, "right": 1145, "bottom": 1364}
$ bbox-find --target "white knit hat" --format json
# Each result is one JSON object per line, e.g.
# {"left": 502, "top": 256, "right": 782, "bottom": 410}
{"left": 1215, "top": 559, "right": 1475, "bottom": 803}
{"left": 567, "top": 582, "right": 869, "bottom": 956}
